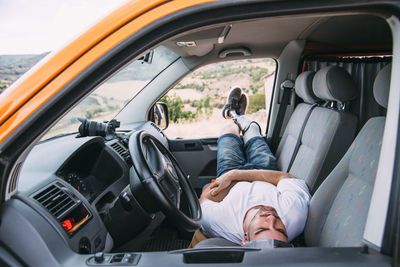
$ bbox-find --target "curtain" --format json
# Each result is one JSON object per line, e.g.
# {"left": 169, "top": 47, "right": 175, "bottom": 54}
{"left": 305, "top": 56, "right": 391, "bottom": 131}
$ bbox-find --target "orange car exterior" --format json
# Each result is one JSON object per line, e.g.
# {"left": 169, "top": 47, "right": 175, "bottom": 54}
{"left": 0, "top": 0, "right": 215, "bottom": 145}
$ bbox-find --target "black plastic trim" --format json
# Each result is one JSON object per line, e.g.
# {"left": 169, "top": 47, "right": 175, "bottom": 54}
{"left": 0, "top": 241, "right": 26, "bottom": 267}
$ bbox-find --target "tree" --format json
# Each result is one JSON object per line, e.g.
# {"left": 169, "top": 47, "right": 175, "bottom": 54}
{"left": 160, "top": 94, "right": 196, "bottom": 122}
{"left": 248, "top": 93, "right": 266, "bottom": 113}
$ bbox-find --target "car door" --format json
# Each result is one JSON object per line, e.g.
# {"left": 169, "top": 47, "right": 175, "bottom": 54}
{"left": 169, "top": 137, "right": 218, "bottom": 193}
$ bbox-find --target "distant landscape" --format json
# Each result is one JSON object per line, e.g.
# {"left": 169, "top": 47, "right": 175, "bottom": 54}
{"left": 163, "top": 59, "right": 276, "bottom": 138}
{"left": 0, "top": 52, "right": 49, "bottom": 92}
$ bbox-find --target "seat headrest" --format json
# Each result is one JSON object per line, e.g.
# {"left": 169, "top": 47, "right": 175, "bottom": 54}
{"left": 373, "top": 63, "right": 391, "bottom": 108}
{"left": 312, "top": 66, "right": 357, "bottom": 102}
{"left": 295, "top": 71, "right": 320, "bottom": 104}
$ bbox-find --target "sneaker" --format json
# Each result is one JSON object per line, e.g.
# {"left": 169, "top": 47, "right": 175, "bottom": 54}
{"left": 238, "top": 92, "right": 249, "bottom": 115}
{"left": 222, "top": 86, "right": 242, "bottom": 119}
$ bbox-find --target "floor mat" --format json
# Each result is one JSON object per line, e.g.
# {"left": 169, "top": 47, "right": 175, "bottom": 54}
{"left": 138, "top": 239, "right": 190, "bottom": 252}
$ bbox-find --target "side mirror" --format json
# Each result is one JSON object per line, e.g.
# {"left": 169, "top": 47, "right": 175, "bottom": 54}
{"left": 150, "top": 102, "right": 169, "bottom": 130}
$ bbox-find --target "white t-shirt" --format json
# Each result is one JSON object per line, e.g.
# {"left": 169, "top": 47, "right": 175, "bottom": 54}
{"left": 200, "top": 178, "right": 311, "bottom": 244}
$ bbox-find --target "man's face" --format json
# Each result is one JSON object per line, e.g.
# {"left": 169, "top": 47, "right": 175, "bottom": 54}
{"left": 246, "top": 206, "right": 288, "bottom": 243}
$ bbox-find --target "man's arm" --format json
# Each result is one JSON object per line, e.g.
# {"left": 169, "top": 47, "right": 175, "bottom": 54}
{"left": 200, "top": 169, "right": 293, "bottom": 203}
{"left": 199, "top": 180, "right": 238, "bottom": 203}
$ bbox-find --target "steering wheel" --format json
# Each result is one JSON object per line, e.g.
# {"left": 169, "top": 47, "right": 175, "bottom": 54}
{"left": 128, "top": 130, "right": 201, "bottom": 231}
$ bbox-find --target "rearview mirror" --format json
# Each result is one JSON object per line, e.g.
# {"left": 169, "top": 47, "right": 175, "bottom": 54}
{"left": 150, "top": 102, "right": 169, "bottom": 130}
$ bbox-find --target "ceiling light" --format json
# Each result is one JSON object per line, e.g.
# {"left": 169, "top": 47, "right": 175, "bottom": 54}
{"left": 176, "top": 41, "right": 197, "bottom": 47}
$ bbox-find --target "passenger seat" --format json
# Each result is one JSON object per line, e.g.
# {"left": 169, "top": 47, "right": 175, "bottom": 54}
{"left": 304, "top": 63, "right": 391, "bottom": 247}
{"left": 276, "top": 71, "right": 320, "bottom": 172}
{"left": 278, "top": 66, "right": 358, "bottom": 193}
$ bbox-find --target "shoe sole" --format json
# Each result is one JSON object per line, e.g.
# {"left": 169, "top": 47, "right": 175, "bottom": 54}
{"left": 239, "top": 92, "right": 249, "bottom": 115}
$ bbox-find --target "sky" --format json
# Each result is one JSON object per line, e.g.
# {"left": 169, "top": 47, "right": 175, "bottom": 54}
{"left": 0, "top": 0, "right": 129, "bottom": 55}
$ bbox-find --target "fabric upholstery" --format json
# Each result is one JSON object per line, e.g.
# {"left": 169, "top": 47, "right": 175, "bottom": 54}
{"left": 289, "top": 107, "right": 357, "bottom": 193}
{"left": 276, "top": 103, "right": 312, "bottom": 172}
{"left": 304, "top": 117, "right": 385, "bottom": 247}
{"left": 278, "top": 66, "right": 357, "bottom": 191}
{"left": 313, "top": 66, "right": 357, "bottom": 102}
{"left": 276, "top": 71, "right": 321, "bottom": 171}
{"left": 295, "top": 71, "right": 319, "bottom": 104}
{"left": 373, "top": 63, "right": 391, "bottom": 108}
{"left": 304, "top": 62, "right": 390, "bottom": 247}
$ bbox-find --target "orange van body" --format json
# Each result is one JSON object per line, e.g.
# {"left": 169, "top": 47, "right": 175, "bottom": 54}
{"left": 0, "top": 0, "right": 214, "bottom": 144}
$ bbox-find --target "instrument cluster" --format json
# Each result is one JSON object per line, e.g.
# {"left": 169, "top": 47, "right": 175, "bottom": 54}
{"left": 58, "top": 171, "right": 93, "bottom": 200}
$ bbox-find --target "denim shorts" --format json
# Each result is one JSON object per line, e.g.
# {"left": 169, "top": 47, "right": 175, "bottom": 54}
{"left": 216, "top": 133, "right": 278, "bottom": 177}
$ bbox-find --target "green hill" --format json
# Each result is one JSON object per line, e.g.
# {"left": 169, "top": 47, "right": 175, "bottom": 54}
{"left": 0, "top": 52, "right": 50, "bottom": 92}
{"left": 0, "top": 52, "right": 49, "bottom": 67}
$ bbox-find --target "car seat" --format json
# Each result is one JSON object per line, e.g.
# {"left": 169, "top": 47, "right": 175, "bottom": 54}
{"left": 304, "top": 63, "right": 391, "bottom": 247}
{"left": 278, "top": 66, "right": 358, "bottom": 193}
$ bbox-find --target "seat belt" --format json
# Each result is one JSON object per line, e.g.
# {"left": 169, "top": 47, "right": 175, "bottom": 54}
{"left": 286, "top": 103, "right": 318, "bottom": 172}
{"left": 271, "top": 80, "right": 294, "bottom": 153}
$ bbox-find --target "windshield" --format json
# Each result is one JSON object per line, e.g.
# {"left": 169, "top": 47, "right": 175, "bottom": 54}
{"left": 42, "top": 46, "right": 179, "bottom": 140}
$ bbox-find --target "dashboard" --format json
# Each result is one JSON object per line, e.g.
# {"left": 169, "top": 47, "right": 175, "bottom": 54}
{"left": 55, "top": 139, "right": 126, "bottom": 203}
{"left": 11, "top": 121, "right": 168, "bottom": 257}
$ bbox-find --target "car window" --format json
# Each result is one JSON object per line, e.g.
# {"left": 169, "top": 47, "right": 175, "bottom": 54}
{"left": 162, "top": 58, "right": 276, "bottom": 138}
{"left": 41, "top": 46, "right": 179, "bottom": 140}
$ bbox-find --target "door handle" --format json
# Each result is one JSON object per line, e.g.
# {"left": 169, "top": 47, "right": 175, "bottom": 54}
{"left": 184, "top": 142, "right": 203, "bottom": 151}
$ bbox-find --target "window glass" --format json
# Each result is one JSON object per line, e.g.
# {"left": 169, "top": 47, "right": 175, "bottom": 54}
{"left": 41, "top": 46, "right": 179, "bottom": 140}
{"left": 163, "top": 58, "right": 276, "bottom": 138}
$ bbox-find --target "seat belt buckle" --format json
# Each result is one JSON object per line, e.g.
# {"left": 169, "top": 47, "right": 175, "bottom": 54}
{"left": 279, "top": 79, "right": 295, "bottom": 104}
{"left": 280, "top": 79, "right": 295, "bottom": 90}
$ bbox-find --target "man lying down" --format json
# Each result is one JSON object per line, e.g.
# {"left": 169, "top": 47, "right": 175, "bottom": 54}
{"left": 190, "top": 87, "right": 311, "bottom": 248}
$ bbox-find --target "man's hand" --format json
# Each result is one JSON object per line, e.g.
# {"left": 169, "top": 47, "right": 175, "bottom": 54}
{"left": 199, "top": 173, "right": 238, "bottom": 203}
{"left": 209, "top": 172, "right": 233, "bottom": 196}
{"left": 209, "top": 169, "right": 293, "bottom": 197}
{"left": 200, "top": 169, "right": 293, "bottom": 203}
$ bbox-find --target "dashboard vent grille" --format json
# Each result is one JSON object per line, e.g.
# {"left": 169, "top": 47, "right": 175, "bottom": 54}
{"left": 110, "top": 142, "right": 131, "bottom": 162}
{"left": 33, "top": 183, "right": 79, "bottom": 220}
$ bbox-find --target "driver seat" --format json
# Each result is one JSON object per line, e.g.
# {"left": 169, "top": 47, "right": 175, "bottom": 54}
{"left": 304, "top": 63, "right": 391, "bottom": 246}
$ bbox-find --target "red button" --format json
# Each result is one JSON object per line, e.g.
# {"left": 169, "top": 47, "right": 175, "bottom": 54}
{"left": 62, "top": 219, "right": 73, "bottom": 231}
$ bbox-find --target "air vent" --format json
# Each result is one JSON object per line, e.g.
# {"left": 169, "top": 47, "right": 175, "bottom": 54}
{"left": 33, "top": 183, "right": 79, "bottom": 220}
{"left": 110, "top": 142, "right": 131, "bottom": 162}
